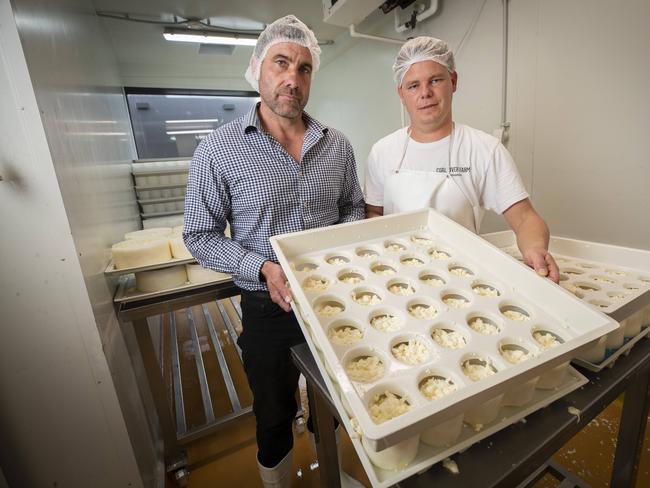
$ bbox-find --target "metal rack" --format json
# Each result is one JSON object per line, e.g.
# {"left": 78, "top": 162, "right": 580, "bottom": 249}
{"left": 118, "top": 281, "right": 251, "bottom": 485}
{"left": 131, "top": 159, "right": 189, "bottom": 225}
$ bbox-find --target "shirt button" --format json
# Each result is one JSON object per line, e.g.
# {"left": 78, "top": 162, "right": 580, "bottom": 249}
{"left": 304, "top": 202, "right": 309, "bottom": 210}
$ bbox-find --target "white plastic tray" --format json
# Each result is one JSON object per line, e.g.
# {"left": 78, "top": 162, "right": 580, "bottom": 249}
{"left": 271, "top": 209, "right": 617, "bottom": 451}
{"left": 104, "top": 257, "right": 196, "bottom": 276}
{"left": 481, "top": 231, "right": 650, "bottom": 320}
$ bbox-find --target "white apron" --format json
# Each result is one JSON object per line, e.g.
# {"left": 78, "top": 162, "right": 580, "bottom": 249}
{"left": 383, "top": 125, "right": 483, "bottom": 233}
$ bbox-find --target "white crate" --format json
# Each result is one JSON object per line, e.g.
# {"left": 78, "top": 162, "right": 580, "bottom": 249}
{"left": 271, "top": 209, "right": 617, "bottom": 454}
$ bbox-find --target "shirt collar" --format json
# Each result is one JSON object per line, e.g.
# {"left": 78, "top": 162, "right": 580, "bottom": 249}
{"left": 242, "top": 102, "right": 328, "bottom": 137}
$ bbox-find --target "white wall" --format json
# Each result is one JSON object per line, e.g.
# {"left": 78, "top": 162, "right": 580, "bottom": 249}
{"left": 1, "top": 0, "right": 162, "bottom": 485}
{"left": 0, "top": 0, "right": 144, "bottom": 486}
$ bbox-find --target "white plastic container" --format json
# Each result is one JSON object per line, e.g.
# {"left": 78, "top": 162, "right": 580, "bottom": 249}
{"left": 271, "top": 210, "right": 617, "bottom": 453}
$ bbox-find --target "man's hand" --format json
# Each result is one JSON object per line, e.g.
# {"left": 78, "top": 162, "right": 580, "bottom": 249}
{"left": 522, "top": 248, "right": 560, "bottom": 284}
{"left": 261, "top": 261, "right": 293, "bottom": 312}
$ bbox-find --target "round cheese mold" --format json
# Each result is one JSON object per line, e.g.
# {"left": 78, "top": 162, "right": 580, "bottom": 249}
{"left": 441, "top": 292, "right": 471, "bottom": 308}
{"left": 384, "top": 240, "right": 408, "bottom": 253}
{"left": 561, "top": 282, "right": 585, "bottom": 298}
{"left": 407, "top": 300, "right": 438, "bottom": 320}
{"left": 532, "top": 329, "right": 564, "bottom": 350}
{"left": 431, "top": 327, "right": 467, "bottom": 349}
{"left": 368, "top": 390, "right": 412, "bottom": 424}
{"left": 369, "top": 309, "right": 405, "bottom": 332}
{"left": 186, "top": 263, "right": 227, "bottom": 284}
{"left": 605, "top": 269, "right": 627, "bottom": 277}
{"left": 499, "top": 342, "right": 535, "bottom": 364}
{"left": 351, "top": 287, "right": 383, "bottom": 306}
{"left": 607, "top": 290, "right": 629, "bottom": 301}
{"left": 575, "top": 282, "right": 600, "bottom": 292}
{"left": 448, "top": 264, "right": 474, "bottom": 278}
{"left": 169, "top": 236, "right": 193, "bottom": 259}
{"left": 559, "top": 273, "right": 569, "bottom": 282}
{"left": 386, "top": 279, "right": 416, "bottom": 296}
{"left": 428, "top": 248, "right": 452, "bottom": 260}
{"left": 325, "top": 253, "right": 351, "bottom": 266}
{"left": 314, "top": 297, "right": 346, "bottom": 317}
{"left": 589, "top": 299, "right": 611, "bottom": 310}
{"left": 576, "top": 262, "right": 597, "bottom": 269}
{"left": 302, "top": 275, "right": 331, "bottom": 293}
{"left": 390, "top": 336, "right": 430, "bottom": 365}
{"left": 461, "top": 357, "right": 498, "bottom": 382}
{"left": 327, "top": 320, "right": 364, "bottom": 346}
{"left": 468, "top": 315, "right": 501, "bottom": 335}
{"left": 419, "top": 271, "right": 446, "bottom": 287}
{"left": 356, "top": 246, "right": 380, "bottom": 259}
{"left": 111, "top": 238, "right": 172, "bottom": 269}
{"left": 418, "top": 374, "right": 457, "bottom": 401}
{"left": 294, "top": 260, "right": 319, "bottom": 272}
{"left": 400, "top": 254, "right": 426, "bottom": 267}
{"left": 370, "top": 262, "right": 397, "bottom": 276}
{"left": 345, "top": 352, "right": 385, "bottom": 383}
{"left": 562, "top": 267, "right": 585, "bottom": 276}
{"left": 471, "top": 281, "right": 500, "bottom": 297}
{"left": 337, "top": 268, "right": 366, "bottom": 284}
{"left": 623, "top": 283, "right": 641, "bottom": 291}
{"left": 410, "top": 234, "right": 434, "bottom": 246}
{"left": 500, "top": 304, "right": 531, "bottom": 322}
{"left": 590, "top": 275, "right": 616, "bottom": 284}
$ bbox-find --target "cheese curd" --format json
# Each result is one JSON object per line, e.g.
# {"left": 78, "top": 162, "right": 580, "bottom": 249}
{"left": 502, "top": 309, "right": 530, "bottom": 321}
{"left": 449, "top": 267, "right": 473, "bottom": 277}
{"left": 419, "top": 377, "right": 456, "bottom": 400}
{"left": 352, "top": 292, "right": 381, "bottom": 305}
{"left": 385, "top": 243, "right": 406, "bottom": 252}
{"left": 370, "top": 314, "right": 402, "bottom": 332}
{"left": 469, "top": 318, "right": 500, "bottom": 335}
{"left": 533, "top": 331, "right": 561, "bottom": 349}
{"left": 317, "top": 303, "right": 344, "bottom": 317}
{"left": 328, "top": 326, "right": 363, "bottom": 345}
{"left": 431, "top": 329, "right": 466, "bottom": 349}
{"left": 501, "top": 348, "right": 533, "bottom": 364}
{"left": 421, "top": 275, "right": 444, "bottom": 286}
{"left": 463, "top": 362, "right": 496, "bottom": 381}
{"left": 429, "top": 249, "right": 451, "bottom": 260}
{"left": 392, "top": 340, "right": 429, "bottom": 364}
{"left": 372, "top": 266, "right": 396, "bottom": 276}
{"left": 369, "top": 391, "right": 411, "bottom": 423}
{"left": 303, "top": 276, "right": 330, "bottom": 292}
{"left": 443, "top": 296, "right": 469, "bottom": 308}
{"left": 346, "top": 356, "right": 384, "bottom": 383}
{"left": 388, "top": 284, "right": 415, "bottom": 296}
{"left": 401, "top": 258, "right": 424, "bottom": 266}
{"left": 327, "top": 257, "right": 348, "bottom": 265}
{"left": 473, "top": 285, "right": 499, "bottom": 297}
{"left": 411, "top": 236, "right": 433, "bottom": 245}
{"left": 408, "top": 304, "right": 437, "bottom": 320}
{"left": 339, "top": 273, "right": 364, "bottom": 284}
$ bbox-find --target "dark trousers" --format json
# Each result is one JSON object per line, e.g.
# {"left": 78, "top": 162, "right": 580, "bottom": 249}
{"left": 238, "top": 289, "right": 306, "bottom": 468}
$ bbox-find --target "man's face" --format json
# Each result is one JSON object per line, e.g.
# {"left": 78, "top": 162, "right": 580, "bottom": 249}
{"left": 398, "top": 61, "right": 457, "bottom": 131}
{"left": 258, "top": 42, "right": 313, "bottom": 119}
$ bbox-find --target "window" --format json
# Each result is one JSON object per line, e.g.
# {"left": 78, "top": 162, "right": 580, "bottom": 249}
{"left": 126, "top": 87, "right": 259, "bottom": 159}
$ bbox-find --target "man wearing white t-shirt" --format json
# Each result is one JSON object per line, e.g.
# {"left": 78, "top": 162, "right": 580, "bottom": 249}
{"left": 365, "top": 36, "right": 559, "bottom": 282}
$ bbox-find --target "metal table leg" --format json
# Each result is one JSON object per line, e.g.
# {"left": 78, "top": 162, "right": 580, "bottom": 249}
{"left": 132, "top": 316, "right": 183, "bottom": 463}
{"left": 610, "top": 367, "right": 650, "bottom": 488}
{"left": 307, "top": 381, "right": 340, "bottom": 488}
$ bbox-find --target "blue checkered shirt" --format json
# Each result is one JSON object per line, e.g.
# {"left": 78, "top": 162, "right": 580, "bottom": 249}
{"left": 183, "top": 104, "right": 365, "bottom": 291}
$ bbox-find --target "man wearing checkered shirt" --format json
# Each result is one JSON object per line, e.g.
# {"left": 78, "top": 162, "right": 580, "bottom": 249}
{"left": 183, "top": 16, "right": 365, "bottom": 488}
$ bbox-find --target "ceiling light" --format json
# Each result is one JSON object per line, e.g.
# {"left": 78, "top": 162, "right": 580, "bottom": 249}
{"left": 163, "top": 29, "right": 257, "bottom": 46}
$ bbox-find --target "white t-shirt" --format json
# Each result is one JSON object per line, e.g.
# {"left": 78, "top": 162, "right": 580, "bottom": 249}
{"left": 365, "top": 124, "right": 529, "bottom": 215}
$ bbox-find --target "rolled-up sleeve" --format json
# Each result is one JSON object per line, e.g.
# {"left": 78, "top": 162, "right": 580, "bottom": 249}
{"left": 183, "top": 141, "right": 266, "bottom": 283}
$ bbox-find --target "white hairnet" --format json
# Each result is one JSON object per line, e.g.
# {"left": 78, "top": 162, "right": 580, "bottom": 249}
{"left": 244, "top": 15, "right": 321, "bottom": 92}
{"left": 393, "top": 36, "right": 455, "bottom": 86}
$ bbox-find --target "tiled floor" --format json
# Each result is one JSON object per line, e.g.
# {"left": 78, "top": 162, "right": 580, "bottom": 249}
{"left": 161, "top": 300, "right": 649, "bottom": 487}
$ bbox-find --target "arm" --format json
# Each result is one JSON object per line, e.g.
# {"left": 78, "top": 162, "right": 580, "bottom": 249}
{"left": 365, "top": 204, "right": 383, "bottom": 218}
{"left": 337, "top": 141, "right": 366, "bottom": 223}
{"left": 183, "top": 143, "right": 267, "bottom": 284}
{"left": 503, "top": 198, "right": 559, "bottom": 283}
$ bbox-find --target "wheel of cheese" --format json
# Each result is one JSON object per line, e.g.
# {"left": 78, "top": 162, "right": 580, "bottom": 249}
{"left": 111, "top": 239, "right": 172, "bottom": 269}
{"left": 186, "top": 263, "right": 229, "bottom": 283}
{"left": 124, "top": 227, "right": 172, "bottom": 240}
{"left": 170, "top": 236, "right": 193, "bottom": 259}
{"left": 135, "top": 266, "right": 188, "bottom": 292}
{"left": 172, "top": 225, "right": 184, "bottom": 235}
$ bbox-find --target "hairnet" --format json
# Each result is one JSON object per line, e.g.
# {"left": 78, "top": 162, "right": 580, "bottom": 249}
{"left": 392, "top": 36, "right": 455, "bottom": 86}
{"left": 244, "top": 15, "right": 321, "bottom": 92}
